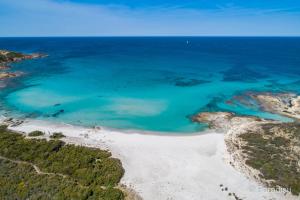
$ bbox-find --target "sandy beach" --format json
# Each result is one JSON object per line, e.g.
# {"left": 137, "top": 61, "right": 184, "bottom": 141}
{"left": 1, "top": 117, "right": 295, "bottom": 200}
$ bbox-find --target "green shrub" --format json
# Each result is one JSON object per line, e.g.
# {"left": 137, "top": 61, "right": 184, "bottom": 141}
{"left": 0, "top": 55, "right": 6, "bottom": 63}
{"left": 6, "top": 52, "right": 24, "bottom": 58}
{"left": 0, "top": 125, "right": 8, "bottom": 131}
{"left": 50, "top": 132, "right": 65, "bottom": 139}
{"left": 28, "top": 131, "right": 44, "bottom": 137}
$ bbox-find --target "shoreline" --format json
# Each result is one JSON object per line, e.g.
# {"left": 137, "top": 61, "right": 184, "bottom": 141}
{"left": 0, "top": 112, "right": 216, "bottom": 137}
{"left": 1, "top": 115, "right": 296, "bottom": 200}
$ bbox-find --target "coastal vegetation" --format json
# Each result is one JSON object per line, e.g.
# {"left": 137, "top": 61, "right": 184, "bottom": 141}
{"left": 0, "top": 125, "right": 124, "bottom": 199}
{"left": 239, "top": 123, "right": 300, "bottom": 195}
{"left": 50, "top": 132, "right": 65, "bottom": 139}
{"left": 28, "top": 130, "right": 45, "bottom": 137}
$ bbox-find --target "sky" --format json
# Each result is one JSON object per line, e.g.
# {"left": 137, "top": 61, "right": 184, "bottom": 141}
{"left": 0, "top": 0, "right": 300, "bottom": 36}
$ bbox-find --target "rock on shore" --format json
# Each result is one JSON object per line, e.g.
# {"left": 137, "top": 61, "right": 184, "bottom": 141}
{"left": 191, "top": 111, "right": 262, "bottom": 131}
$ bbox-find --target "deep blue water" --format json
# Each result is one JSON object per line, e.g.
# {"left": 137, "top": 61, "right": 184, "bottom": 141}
{"left": 0, "top": 37, "right": 299, "bottom": 133}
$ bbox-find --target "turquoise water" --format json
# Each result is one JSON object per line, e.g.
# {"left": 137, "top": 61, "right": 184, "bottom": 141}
{"left": 0, "top": 37, "right": 299, "bottom": 133}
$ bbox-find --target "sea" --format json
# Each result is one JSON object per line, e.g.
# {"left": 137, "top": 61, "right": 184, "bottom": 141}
{"left": 0, "top": 37, "right": 299, "bottom": 133}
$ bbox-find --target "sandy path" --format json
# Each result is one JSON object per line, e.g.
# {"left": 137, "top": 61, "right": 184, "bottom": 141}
{"left": 0, "top": 155, "right": 66, "bottom": 178}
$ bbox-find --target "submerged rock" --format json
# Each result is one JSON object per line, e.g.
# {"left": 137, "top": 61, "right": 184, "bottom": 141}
{"left": 0, "top": 65, "right": 11, "bottom": 70}
{"left": 0, "top": 72, "right": 23, "bottom": 80}
{"left": 221, "top": 65, "right": 267, "bottom": 82}
{"left": 52, "top": 109, "right": 65, "bottom": 117}
{"left": 199, "top": 96, "right": 225, "bottom": 112}
{"left": 174, "top": 78, "right": 210, "bottom": 87}
{"left": 24, "top": 112, "right": 41, "bottom": 118}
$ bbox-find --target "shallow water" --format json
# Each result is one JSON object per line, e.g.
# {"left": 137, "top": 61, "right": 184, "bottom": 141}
{"left": 0, "top": 37, "right": 299, "bottom": 132}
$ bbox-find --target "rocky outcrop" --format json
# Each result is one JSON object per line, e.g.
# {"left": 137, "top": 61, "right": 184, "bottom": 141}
{"left": 192, "top": 110, "right": 300, "bottom": 196}
{"left": 192, "top": 111, "right": 262, "bottom": 131}
{"left": 0, "top": 50, "right": 46, "bottom": 81}
{"left": 0, "top": 50, "right": 46, "bottom": 65}
{"left": 251, "top": 92, "right": 300, "bottom": 120}
{"left": 228, "top": 92, "right": 300, "bottom": 121}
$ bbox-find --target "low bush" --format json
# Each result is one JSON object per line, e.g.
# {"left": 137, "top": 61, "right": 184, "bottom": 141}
{"left": 50, "top": 132, "right": 65, "bottom": 139}
{"left": 28, "top": 131, "right": 44, "bottom": 137}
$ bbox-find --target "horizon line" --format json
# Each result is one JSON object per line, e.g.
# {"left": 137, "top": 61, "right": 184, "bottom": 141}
{"left": 0, "top": 35, "right": 300, "bottom": 38}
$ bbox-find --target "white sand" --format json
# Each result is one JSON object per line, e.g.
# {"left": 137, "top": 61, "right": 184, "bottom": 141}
{"left": 5, "top": 119, "right": 296, "bottom": 200}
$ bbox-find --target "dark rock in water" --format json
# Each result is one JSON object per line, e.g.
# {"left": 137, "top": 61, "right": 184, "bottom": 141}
{"left": 201, "top": 97, "right": 224, "bottom": 112}
{"left": 188, "top": 97, "right": 231, "bottom": 121}
{"left": 225, "top": 100, "right": 234, "bottom": 105}
{"left": 10, "top": 120, "right": 24, "bottom": 127}
{"left": 0, "top": 72, "right": 23, "bottom": 80}
{"left": 227, "top": 92, "right": 258, "bottom": 108}
{"left": 52, "top": 109, "right": 64, "bottom": 117}
{"left": 4, "top": 118, "right": 13, "bottom": 122}
{"left": 221, "top": 64, "right": 267, "bottom": 82}
{"left": 175, "top": 78, "right": 210, "bottom": 87}
{"left": 265, "top": 79, "right": 300, "bottom": 92}
{"left": 54, "top": 103, "right": 61, "bottom": 107}
{"left": 25, "top": 112, "right": 41, "bottom": 118}
{"left": 0, "top": 65, "right": 11, "bottom": 70}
